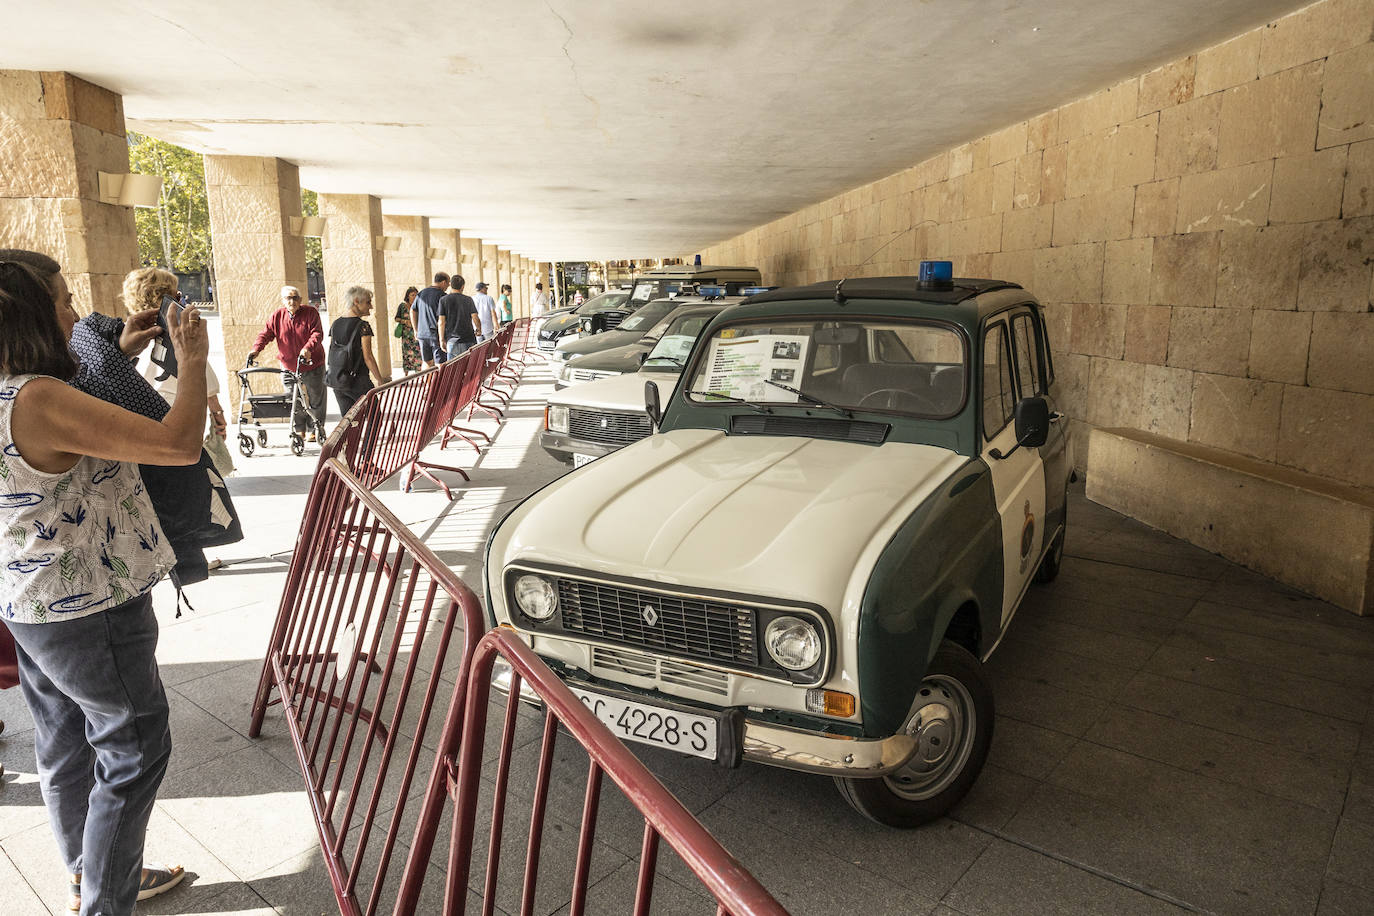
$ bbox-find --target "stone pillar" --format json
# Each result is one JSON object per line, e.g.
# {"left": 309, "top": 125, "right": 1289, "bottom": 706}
{"left": 319, "top": 193, "right": 390, "bottom": 378}
{"left": 204, "top": 155, "right": 307, "bottom": 411}
{"left": 481, "top": 243, "right": 498, "bottom": 291}
{"left": 460, "top": 235, "right": 482, "bottom": 287}
{"left": 538, "top": 261, "right": 554, "bottom": 312}
{"left": 0, "top": 71, "right": 138, "bottom": 316}
{"left": 497, "top": 249, "right": 512, "bottom": 306}
{"left": 518, "top": 256, "right": 531, "bottom": 318}
{"left": 381, "top": 214, "right": 429, "bottom": 367}
{"left": 430, "top": 227, "right": 461, "bottom": 281}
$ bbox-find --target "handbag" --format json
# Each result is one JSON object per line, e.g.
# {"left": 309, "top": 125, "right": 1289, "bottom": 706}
{"left": 203, "top": 430, "right": 235, "bottom": 477}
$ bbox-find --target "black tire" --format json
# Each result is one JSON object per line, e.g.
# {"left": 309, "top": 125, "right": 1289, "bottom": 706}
{"left": 1034, "top": 525, "right": 1065, "bottom": 583}
{"left": 238, "top": 434, "right": 255, "bottom": 458}
{"left": 835, "top": 641, "right": 993, "bottom": 828}
{"left": 314, "top": 421, "right": 327, "bottom": 443}
{"left": 290, "top": 433, "right": 305, "bottom": 457}
{"left": 257, "top": 428, "right": 268, "bottom": 447}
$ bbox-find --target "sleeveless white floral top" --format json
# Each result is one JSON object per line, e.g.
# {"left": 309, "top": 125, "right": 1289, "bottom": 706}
{"left": 0, "top": 374, "right": 174, "bottom": 624}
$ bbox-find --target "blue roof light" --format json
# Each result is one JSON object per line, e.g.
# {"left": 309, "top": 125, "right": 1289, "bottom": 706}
{"left": 740, "top": 286, "right": 776, "bottom": 296}
{"left": 918, "top": 259, "right": 955, "bottom": 292}
{"left": 697, "top": 285, "right": 726, "bottom": 298}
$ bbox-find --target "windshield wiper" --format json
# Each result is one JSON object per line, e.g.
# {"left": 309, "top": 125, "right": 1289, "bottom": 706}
{"left": 763, "top": 379, "right": 853, "bottom": 417}
{"left": 685, "top": 390, "right": 773, "bottom": 413}
{"left": 646, "top": 356, "right": 684, "bottom": 367}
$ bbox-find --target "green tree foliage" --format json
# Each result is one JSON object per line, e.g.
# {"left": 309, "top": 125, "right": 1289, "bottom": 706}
{"left": 127, "top": 133, "right": 213, "bottom": 274}
{"left": 301, "top": 188, "right": 323, "bottom": 269}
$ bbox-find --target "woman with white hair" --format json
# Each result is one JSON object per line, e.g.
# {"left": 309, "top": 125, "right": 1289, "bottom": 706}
{"left": 326, "top": 285, "right": 385, "bottom": 420}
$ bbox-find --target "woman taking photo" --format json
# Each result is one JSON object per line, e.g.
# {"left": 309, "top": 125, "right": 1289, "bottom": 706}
{"left": 394, "top": 286, "right": 421, "bottom": 374}
{"left": 0, "top": 249, "right": 206, "bottom": 914}
{"left": 326, "top": 285, "right": 385, "bottom": 419}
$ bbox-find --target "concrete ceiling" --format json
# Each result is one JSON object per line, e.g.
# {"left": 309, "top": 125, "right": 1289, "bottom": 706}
{"left": 8, "top": 0, "right": 1307, "bottom": 260}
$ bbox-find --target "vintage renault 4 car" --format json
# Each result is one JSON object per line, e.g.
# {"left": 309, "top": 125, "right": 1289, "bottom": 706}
{"left": 485, "top": 266, "right": 1071, "bottom": 826}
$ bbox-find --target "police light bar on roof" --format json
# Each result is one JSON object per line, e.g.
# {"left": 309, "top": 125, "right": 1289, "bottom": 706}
{"left": 918, "top": 260, "right": 954, "bottom": 292}
{"left": 740, "top": 286, "right": 776, "bottom": 296}
{"left": 697, "top": 285, "right": 727, "bottom": 298}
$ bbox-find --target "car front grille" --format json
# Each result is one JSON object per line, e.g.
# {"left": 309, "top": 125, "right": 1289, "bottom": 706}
{"left": 566, "top": 368, "right": 618, "bottom": 383}
{"left": 602, "top": 313, "right": 625, "bottom": 329}
{"left": 568, "top": 408, "right": 651, "bottom": 446}
{"left": 558, "top": 580, "right": 758, "bottom": 668}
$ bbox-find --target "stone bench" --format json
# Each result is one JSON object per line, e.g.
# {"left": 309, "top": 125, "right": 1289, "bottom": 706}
{"left": 1086, "top": 428, "right": 1374, "bottom": 616}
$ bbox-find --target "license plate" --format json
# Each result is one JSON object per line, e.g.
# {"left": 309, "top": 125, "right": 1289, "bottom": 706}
{"left": 569, "top": 685, "right": 719, "bottom": 760}
{"left": 573, "top": 453, "right": 595, "bottom": 468}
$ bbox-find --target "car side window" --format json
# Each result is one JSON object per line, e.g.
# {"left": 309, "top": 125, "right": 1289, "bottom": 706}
{"left": 1011, "top": 313, "right": 1042, "bottom": 397}
{"left": 982, "top": 322, "right": 1015, "bottom": 439}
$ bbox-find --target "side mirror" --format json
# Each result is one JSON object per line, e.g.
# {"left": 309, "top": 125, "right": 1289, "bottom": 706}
{"left": 990, "top": 396, "right": 1049, "bottom": 459}
{"left": 1014, "top": 396, "right": 1050, "bottom": 449}
{"left": 645, "top": 380, "right": 662, "bottom": 429}
{"left": 638, "top": 351, "right": 649, "bottom": 365}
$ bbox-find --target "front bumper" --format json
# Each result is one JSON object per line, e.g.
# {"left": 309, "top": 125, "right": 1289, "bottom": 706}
{"left": 539, "top": 429, "right": 624, "bottom": 465}
{"left": 742, "top": 719, "right": 917, "bottom": 776}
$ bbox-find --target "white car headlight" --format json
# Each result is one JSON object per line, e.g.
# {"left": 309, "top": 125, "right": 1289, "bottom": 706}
{"left": 547, "top": 405, "right": 569, "bottom": 433}
{"left": 764, "top": 616, "right": 822, "bottom": 671}
{"left": 513, "top": 574, "right": 558, "bottom": 620}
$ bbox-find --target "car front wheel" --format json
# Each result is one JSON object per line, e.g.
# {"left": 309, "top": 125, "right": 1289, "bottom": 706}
{"left": 835, "top": 640, "right": 993, "bottom": 828}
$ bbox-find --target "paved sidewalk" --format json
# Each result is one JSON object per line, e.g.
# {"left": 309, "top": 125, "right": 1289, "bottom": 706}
{"left": 2, "top": 359, "right": 1372, "bottom": 915}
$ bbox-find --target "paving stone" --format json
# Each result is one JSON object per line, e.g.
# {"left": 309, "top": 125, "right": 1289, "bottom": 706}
{"left": 1318, "top": 876, "right": 1374, "bottom": 916}
{"left": 1007, "top": 742, "right": 1336, "bottom": 915}
{"left": 943, "top": 838, "right": 1191, "bottom": 916}
{"left": 1326, "top": 815, "right": 1374, "bottom": 892}
{"left": 0, "top": 847, "right": 48, "bottom": 916}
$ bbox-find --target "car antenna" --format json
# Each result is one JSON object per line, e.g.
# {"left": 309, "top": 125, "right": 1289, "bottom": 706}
{"left": 834, "top": 278, "right": 847, "bottom": 304}
{"left": 854, "top": 219, "right": 940, "bottom": 272}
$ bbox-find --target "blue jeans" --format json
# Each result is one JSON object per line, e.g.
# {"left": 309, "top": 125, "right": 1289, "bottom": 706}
{"left": 8, "top": 594, "right": 171, "bottom": 916}
{"left": 418, "top": 336, "right": 446, "bottom": 365}
{"left": 446, "top": 339, "right": 471, "bottom": 359}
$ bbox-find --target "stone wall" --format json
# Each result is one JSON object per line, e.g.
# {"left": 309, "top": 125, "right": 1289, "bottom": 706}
{"left": 459, "top": 235, "right": 483, "bottom": 289}
{"left": 0, "top": 70, "right": 138, "bottom": 315}
{"left": 319, "top": 193, "right": 389, "bottom": 376}
{"left": 695, "top": 0, "right": 1374, "bottom": 493}
{"left": 381, "top": 214, "right": 429, "bottom": 368}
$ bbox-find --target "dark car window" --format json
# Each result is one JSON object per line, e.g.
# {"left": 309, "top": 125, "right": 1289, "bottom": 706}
{"left": 579, "top": 291, "right": 629, "bottom": 314}
{"left": 619, "top": 299, "right": 677, "bottom": 333}
{"left": 982, "top": 322, "right": 1015, "bottom": 439}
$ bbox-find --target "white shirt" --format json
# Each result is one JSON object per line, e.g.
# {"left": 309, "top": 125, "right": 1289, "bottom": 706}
{"left": 473, "top": 293, "right": 499, "bottom": 337}
{"left": 530, "top": 290, "right": 550, "bottom": 317}
{"left": 0, "top": 374, "right": 174, "bottom": 624}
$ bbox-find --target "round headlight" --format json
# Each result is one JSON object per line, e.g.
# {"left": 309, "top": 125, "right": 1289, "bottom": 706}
{"left": 513, "top": 575, "right": 558, "bottom": 620}
{"left": 764, "top": 616, "right": 822, "bottom": 671}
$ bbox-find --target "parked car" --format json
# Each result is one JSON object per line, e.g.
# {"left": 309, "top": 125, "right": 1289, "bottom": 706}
{"left": 553, "top": 296, "right": 740, "bottom": 389}
{"left": 486, "top": 266, "right": 1071, "bottom": 827}
{"left": 578, "top": 265, "right": 764, "bottom": 336}
{"left": 549, "top": 296, "right": 682, "bottom": 364}
{"left": 542, "top": 305, "right": 729, "bottom": 464}
{"left": 536, "top": 290, "right": 631, "bottom": 352}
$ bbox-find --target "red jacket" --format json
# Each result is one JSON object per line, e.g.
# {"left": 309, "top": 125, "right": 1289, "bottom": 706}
{"left": 253, "top": 305, "right": 325, "bottom": 371}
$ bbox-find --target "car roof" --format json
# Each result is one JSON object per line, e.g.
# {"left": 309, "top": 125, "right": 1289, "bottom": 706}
{"left": 737, "top": 276, "right": 1032, "bottom": 325}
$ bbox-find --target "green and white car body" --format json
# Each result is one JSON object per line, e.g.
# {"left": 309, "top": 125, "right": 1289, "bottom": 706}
{"left": 485, "top": 273, "right": 1071, "bottom": 826}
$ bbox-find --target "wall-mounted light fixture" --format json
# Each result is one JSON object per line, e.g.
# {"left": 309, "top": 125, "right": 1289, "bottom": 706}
{"left": 375, "top": 236, "right": 402, "bottom": 251}
{"left": 289, "top": 216, "right": 327, "bottom": 237}
{"left": 98, "top": 172, "right": 162, "bottom": 207}
{"left": 427, "top": 247, "right": 447, "bottom": 260}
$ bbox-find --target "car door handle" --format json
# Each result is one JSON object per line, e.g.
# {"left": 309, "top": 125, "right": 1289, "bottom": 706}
{"left": 1049, "top": 411, "right": 1064, "bottom": 423}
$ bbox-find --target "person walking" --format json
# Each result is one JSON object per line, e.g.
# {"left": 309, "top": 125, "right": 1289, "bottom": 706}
{"left": 437, "top": 276, "right": 479, "bottom": 358}
{"left": 394, "top": 286, "right": 422, "bottom": 374}
{"left": 498, "top": 284, "right": 514, "bottom": 325}
{"left": 246, "top": 285, "right": 327, "bottom": 441}
{"left": 530, "top": 282, "right": 550, "bottom": 318}
{"left": 326, "top": 286, "right": 386, "bottom": 419}
{"left": 473, "top": 282, "right": 499, "bottom": 342}
{"left": 0, "top": 249, "right": 204, "bottom": 914}
{"left": 411, "top": 272, "right": 449, "bottom": 368}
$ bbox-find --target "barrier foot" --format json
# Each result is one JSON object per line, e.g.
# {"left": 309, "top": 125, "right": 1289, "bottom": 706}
{"left": 405, "top": 459, "right": 469, "bottom": 499}
{"left": 279, "top": 677, "right": 390, "bottom": 742}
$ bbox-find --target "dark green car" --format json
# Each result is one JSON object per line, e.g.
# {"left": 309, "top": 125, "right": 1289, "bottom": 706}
{"left": 486, "top": 270, "right": 1071, "bottom": 826}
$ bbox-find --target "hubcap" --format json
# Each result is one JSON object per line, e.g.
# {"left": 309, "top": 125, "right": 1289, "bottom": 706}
{"left": 884, "top": 675, "right": 974, "bottom": 801}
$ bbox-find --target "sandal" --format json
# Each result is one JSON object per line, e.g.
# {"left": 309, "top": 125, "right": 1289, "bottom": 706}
{"left": 68, "top": 864, "right": 185, "bottom": 911}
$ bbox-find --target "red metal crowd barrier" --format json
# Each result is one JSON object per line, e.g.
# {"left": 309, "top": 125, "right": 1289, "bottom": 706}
{"left": 249, "top": 458, "right": 788, "bottom": 914}
{"left": 319, "top": 319, "right": 530, "bottom": 497}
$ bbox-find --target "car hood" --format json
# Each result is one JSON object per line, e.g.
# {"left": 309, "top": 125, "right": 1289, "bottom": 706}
{"left": 556, "top": 328, "right": 644, "bottom": 356}
{"left": 542, "top": 311, "right": 584, "bottom": 334}
{"left": 549, "top": 369, "right": 681, "bottom": 411}
{"left": 566, "top": 341, "right": 653, "bottom": 373}
{"left": 499, "top": 429, "right": 970, "bottom": 614}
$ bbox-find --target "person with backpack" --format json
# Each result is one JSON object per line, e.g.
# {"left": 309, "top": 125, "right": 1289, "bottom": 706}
{"left": 326, "top": 285, "right": 385, "bottom": 420}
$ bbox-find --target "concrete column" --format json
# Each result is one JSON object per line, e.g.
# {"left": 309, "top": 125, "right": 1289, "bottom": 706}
{"left": 381, "top": 214, "right": 429, "bottom": 368}
{"left": 430, "top": 227, "right": 461, "bottom": 280}
{"left": 460, "top": 235, "right": 482, "bottom": 287}
{"left": 481, "top": 243, "right": 498, "bottom": 291}
{"left": 518, "top": 256, "right": 531, "bottom": 319}
{"left": 319, "top": 193, "right": 390, "bottom": 378}
{"left": 497, "top": 249, "right": 512, "bottom": 306}
{"left": 204, "top": 154, "right": 307, "bottom": 413}
{"left": 0, "top": 70, "right": 138, "bottom": 315}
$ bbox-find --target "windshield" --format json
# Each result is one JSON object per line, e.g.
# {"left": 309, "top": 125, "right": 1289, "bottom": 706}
{"left": 618, "top": 299, "right": 676, "bottom": 332}
{"left": 629, "top": 279, "right": 689, "bottom": 302}
{"left": 577, "top": 291, "right": 629, "bottom": 315}
{"left": 684, "top": 318, "right": 967, "bottom": 418}
{"left": 644, "top": 314, "right": 714, "bottom": 369}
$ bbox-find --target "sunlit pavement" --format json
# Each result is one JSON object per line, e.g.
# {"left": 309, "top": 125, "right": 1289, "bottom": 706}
{"left": 3, "top": 354, "right": 1373, "bottom": 915}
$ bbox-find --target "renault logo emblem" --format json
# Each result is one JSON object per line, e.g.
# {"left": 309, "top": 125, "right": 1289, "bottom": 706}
{"left": 600, "top": 416, "right": 609, "bottom": 428}
{"left": 642, "top": 604, "right": 658, "bottom": 626}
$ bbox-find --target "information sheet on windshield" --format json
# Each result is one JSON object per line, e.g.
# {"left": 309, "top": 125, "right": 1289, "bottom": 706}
{"left": 700, "top": 334, "right": 810, "bottom": 402}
